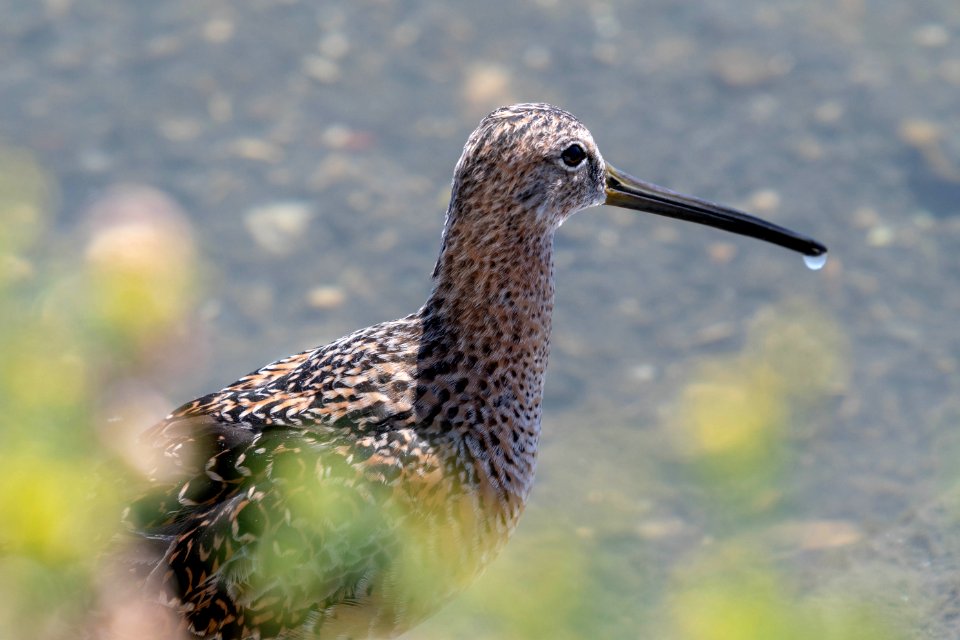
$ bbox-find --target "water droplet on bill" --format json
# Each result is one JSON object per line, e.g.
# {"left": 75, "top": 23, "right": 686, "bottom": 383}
{"left": 803, "top": 253, "right": 827, "bottom": 271}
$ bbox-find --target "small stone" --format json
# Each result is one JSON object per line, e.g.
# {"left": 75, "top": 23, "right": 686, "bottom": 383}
{"left": 158, "top": 118, "right": 203, "bottom": 142}
{"left": 574, "top": 526, "right": 595, "bottom": 540}
{"left": 616, "top": 297, "right": 641, "bottom": 317}
{"left": 940, "top": 59, "right": 960, "bottom": 85}
{"left": 244, "top": 201, "right": 314, "bottom": 254}
{"left": 852, "top": 206, "right": 880, "bottom": 229}
{"left": 199, "top": 299, "right": 222, "bottom": 322}
{"left": 747, "top": 94, "right": 780, "bottom": 122}
{"left": 78, "top": 147, "right": 113, "bottom": 173}
{"left": 267, "top": 167, "right": 294, "bottom": 187}
{"left": 747, "top": 188, "right": 781, "bottom": 214}
{"left": 306, "top": 286, "right": 346, "bottom": 310}
{"left": 772, "top": 519, "right": 862, "bottom": 550}
{"left": 308, "top": 155, "right": 354, "bottom": 191}
{"left": 635, "top": 518, "right": 686, "bottom": 540}
{"left": 203, "top": 18, "right": 235, "bottom": 44}
{"left": 0, "top": 254, "right": 34, "bottom": 284}
{"left": 319, "top": 32, "right": 350, "bottom": 59}
{"left": 814, "top": 101, "right": 844, "bottom": 124}
{"left": 592, "top": 42, "right": 617, "bottom": 65}
{"left": 44, "top": 0, "right": 72, "bottom": 18}
{"left": 866, "top": 225, "right": 894, "bottom": 247}
{"left": 145, "top": 35, "right": 182, "bottom": 59}
{"left": 392, "top": 22, "right": 420, "bottom": 47}
{"left": 593, "top": 10, "right": 620, "bottom": 39}
{"left": 913, "top": 23, "right": 950, "bottom": 48}
{"left": 522, "top": 46, "right": 551, "bottom": 70}
{"left": 322, "top": 125, "right": 354, "bottom": 149}
{"left": 707, "top": 242, "right": 737, "bottom": 265}
{"left": 231, "top": 138, "right": 283, "bottom": 163}
{"left": 462, "top": 64, "right": 512, "bottom": 111}
{"left": 597, "top": 229, "right": 619, "bottom": 247}
{"left": 935, "top": 356, "right": 957, "bottom": 374}
{"left": 898, "top": 119, "right": 960, "bottom": 183}
{"left": 347, "top": 191, "right": 374, "bottom": 213}
{"left": 754, "top": 6, "right": 783, "bottom": 28}
{"left": 414, "top": 117, "right": 459, "bottom": 138}
{"left": 898, "top": 118, "right": 940, "bottom": 148}
{"left": 240, "top": 283, "right": 275, "bottom": 318}
{"left": 652, "top": 37, "right": 696, "bottom": 66}
{"left": 691, "top": 322, "right": 736, "bottom": 346}
{"left": 792, "top": 137, "right": 824, "bottom": 161}
{"left": 711, "top": 48, "right": 792, "bottom": 87}
{"left": 629, "top": 364, "right": 656, "bottom": 383}
{"left": 912, "top": 212, "right": 935, "bottom": 231}
{"left": 371, "top": 229, "right": 400, "bottom": 252}
{"left": 303, "top": 55, "right": 341, "bottom": 83}
{"left": 208, "top": 93, "right": 233, "bottom": 123}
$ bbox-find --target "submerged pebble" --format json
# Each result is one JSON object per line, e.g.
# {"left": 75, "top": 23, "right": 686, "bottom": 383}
{"left": 244, "top": 201, "right": 314, "bottom": 254}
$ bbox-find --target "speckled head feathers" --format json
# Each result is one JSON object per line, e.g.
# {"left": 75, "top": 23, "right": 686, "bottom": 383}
{"left": 447, "top": 103, "right": 607, "bottom": 229}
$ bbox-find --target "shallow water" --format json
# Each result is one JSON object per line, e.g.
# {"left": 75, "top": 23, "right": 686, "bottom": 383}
{"left": 1, "top": 1, "right": 959, "bottom": 638}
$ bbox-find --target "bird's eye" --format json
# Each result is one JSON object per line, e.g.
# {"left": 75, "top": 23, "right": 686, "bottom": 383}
{"left": 560, "top": 143, "right": 587, "bottom": 167}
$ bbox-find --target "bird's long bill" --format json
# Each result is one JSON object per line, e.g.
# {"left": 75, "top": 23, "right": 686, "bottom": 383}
{"left": 604, "top": 164, "right": 827, "bottom": 257}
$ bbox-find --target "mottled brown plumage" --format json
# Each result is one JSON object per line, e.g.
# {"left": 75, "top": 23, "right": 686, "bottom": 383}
{"left": 126, "top": 104, "right": 826, "bottom": 639}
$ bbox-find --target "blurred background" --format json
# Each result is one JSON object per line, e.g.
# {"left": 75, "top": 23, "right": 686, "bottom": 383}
{"left": 1, "top": 0, "right": 958, "bottom": 638}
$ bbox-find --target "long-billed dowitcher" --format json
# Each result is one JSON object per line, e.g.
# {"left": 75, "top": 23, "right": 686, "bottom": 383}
{"left": 125, "top": 103, "right": 826, "bottom": 639}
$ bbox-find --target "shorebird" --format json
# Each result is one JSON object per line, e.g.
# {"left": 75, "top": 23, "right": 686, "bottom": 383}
{"left": 125, "top": 103, "right": 826, "bottom": 639}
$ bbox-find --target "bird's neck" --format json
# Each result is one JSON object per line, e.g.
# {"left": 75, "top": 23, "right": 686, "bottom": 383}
{"left": 428, "top": 209, "right": 557, "bottom": 339}
{"left": 417, "top": 207, "right": 556, "bottom": 505}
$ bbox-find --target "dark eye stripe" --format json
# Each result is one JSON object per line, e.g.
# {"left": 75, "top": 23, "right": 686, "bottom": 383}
{"left": 560, "top": 143, "right": 586, "bottom": 167}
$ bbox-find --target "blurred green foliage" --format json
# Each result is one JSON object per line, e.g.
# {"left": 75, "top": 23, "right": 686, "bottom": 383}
{"left": 418, "top": 517, "right": 594, "bottom": 640}
{"left": 672, "top": 302, "right": 849, "bottom": 509}
{"left": 668, "top": 547, "right": 904, "bottom": 640}
{"left": 0, "top": 147, "right": 49, "bottom": 256}
{"left": 0, "top": 146, "right": 197, "bottom": 639}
